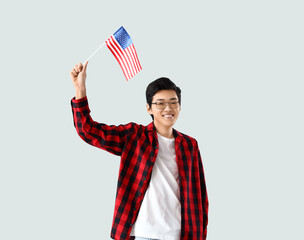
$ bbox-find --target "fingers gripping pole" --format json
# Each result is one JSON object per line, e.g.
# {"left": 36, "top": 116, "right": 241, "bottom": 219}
{"left": 84, "top": 42, "right": 106, "bottom": 62}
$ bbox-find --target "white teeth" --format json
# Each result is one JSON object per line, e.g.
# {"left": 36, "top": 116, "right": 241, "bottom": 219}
{"left": 163, "top": 115, "right": 173, "bottom": 117}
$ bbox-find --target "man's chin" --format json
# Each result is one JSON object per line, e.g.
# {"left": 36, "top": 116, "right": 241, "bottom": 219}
{"left": 154, "top": 119, "right": 175, "bottom": 128}
{"left": 162, "top": 120, "right": 176, "bottom": 128}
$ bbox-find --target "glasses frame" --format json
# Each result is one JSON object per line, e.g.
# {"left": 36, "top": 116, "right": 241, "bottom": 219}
{"left": 151, "top": 100, "right": 180, "bottom": 110}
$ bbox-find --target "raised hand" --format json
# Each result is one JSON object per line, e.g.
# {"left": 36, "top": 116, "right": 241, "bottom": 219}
{"left": 70, "top": 61, "right": 88, "bottom": 99}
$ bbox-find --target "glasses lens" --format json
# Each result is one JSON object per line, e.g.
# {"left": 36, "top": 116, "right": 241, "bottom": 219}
{"left": 156, "top": 101, "right": 179, "bottom": 109}
{"left": 169, "top": 102, "right": 179, "bottom": 109}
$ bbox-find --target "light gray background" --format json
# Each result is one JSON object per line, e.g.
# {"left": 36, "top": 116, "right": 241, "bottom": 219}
{"left": 1, "top": 0, "right": 303, "bottom": 239}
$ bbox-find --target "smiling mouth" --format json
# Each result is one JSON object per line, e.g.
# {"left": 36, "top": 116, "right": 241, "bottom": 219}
{"left": 162, "top": 114, "right": 174, "bottom": 118}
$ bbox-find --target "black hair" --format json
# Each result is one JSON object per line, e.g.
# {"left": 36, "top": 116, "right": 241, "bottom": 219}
{"left": 146, "top": 77, "right": 181, "bottom": 120}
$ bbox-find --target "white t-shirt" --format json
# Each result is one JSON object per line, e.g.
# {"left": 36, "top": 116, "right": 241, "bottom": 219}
{"left": 130, "top": 133, "right": 181, "bottom": 240}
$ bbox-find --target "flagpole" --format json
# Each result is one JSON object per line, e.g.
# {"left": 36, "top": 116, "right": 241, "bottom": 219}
{"left": 84, "top": 42, "right": 106, "bottom": 62}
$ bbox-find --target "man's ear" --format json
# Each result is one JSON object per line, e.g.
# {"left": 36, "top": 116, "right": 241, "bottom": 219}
{"left": 146, "top": 103, "right": 152, "bottom": 114}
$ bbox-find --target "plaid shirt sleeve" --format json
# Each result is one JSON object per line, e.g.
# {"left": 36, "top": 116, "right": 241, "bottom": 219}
{"left": 196, "top": 141, "right": 209, "bottom": 240}
{"left": 70, "top": 96, "right": 134, "bottom": 156}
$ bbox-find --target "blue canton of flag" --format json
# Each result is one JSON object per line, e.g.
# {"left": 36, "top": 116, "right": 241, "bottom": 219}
{"left": 106, "top": 26, "right": 142, "bottom": 80}
{"left": 113, "top": 27, "right": 133, "bottom": 49}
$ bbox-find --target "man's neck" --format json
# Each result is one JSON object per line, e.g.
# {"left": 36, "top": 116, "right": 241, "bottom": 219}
{"left": 154, "top": 122, "right": 174, "bottom": 139}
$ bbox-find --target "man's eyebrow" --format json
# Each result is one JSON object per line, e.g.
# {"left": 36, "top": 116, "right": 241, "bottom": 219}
{"left": 155, "top": 98, "right": 178, "bottom": 101}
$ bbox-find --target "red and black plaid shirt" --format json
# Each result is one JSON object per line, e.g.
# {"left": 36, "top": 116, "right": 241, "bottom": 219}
{"left": 71, "top": 96, "right": 209, "bottom": 240}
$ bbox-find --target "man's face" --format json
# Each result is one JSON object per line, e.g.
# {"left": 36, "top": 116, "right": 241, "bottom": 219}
{"left": 146, "top": 89, "right": 181, "bottom": 129}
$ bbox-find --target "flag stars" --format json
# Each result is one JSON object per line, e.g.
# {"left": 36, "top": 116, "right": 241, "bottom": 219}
{"left": 114, "top": 26, "right": 133, "bottom": 50}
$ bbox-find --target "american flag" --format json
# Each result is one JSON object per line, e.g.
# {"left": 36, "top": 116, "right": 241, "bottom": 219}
{"left": 106, "top": 26, "right": 142, "bottom": 80}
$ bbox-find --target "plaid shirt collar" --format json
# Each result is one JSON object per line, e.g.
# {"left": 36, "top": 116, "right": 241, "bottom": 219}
{"left": 146, "top": 121, "right": 184, "bottom": 143}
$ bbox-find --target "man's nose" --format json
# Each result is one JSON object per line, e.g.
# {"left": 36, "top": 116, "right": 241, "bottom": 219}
{"left": 164, "top": 103, "right": 173, "bottom": 110}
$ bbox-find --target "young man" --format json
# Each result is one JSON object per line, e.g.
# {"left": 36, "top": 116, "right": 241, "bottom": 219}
{"left": 70, "top": 61, "right": 209, "bottom": 240}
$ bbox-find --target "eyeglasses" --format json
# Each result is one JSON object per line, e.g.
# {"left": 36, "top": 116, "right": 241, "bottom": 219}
{"left": 151, "top": 101, "right": 180, "bottom": 110}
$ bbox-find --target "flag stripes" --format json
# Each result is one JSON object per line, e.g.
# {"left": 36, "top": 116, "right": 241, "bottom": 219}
{"left": 106, "top": 35, "right": 142, "bottom": 80}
